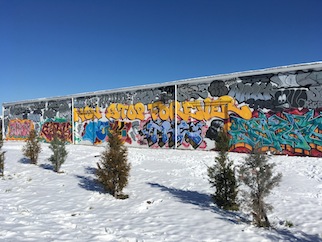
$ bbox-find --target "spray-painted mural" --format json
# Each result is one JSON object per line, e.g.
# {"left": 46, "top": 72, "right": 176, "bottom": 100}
{"left": 7, "top": 119, "right": 34, "bottom": 140}
{"left": 3, "top": 99, "right": 72, "bottom": 143}
{"left": 229, "top": 109, "right": 322, "bottom": 156}
{"left": 225, "top": 70, "right": 322, "bottom": 156}
{"left": 73, "top": 86, "right": 177, "bottom": 146}
{"left": 3, "top": 65, "right": 322, "bottom": 156}
{"left": 72, "top": 87, "right": 251, "bottom": 150}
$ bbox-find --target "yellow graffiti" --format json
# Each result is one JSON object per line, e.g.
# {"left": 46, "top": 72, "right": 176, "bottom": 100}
{"left": 74, "top": 96, "right": 252, "bottom": 122}
{"left": 147, "top": 102, "right": 175, "bottom": 121}
{"left": 105, "top": 103, "right": 145, "bottom": 120}
{"left": 148, "top": 96, "right": 252, "bottom": 121}
{"left": 74, "top": 106, "right": 102, "bottom": 122}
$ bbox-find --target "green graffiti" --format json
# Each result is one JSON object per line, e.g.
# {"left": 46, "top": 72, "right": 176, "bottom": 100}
{"left": 229, "top": 110, "right": 322, "bottom": 152}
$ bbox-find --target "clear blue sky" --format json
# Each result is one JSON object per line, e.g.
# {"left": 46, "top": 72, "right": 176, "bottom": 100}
{"left": 1, "top": 0, "right": 322, "bottom": 110}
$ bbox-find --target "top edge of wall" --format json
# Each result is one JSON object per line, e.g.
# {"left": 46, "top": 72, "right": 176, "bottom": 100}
{"left": 3, "top": 61, "right": 322, "bottom": 106}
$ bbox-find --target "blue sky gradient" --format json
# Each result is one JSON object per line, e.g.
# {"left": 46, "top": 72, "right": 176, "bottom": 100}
{"left": 1, "top": 0, "right": 322, "bottom": 110}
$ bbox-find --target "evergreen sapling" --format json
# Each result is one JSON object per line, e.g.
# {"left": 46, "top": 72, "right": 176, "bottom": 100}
{"left": 22, "top": 129, "right": 42, "bottom": 164}
{"left": 0, "top": 130, "right": 5, "bottom": 176}
{"left": 239, "top": 146, "right": 282, "bottom": 227}
{"left": 208, "top": 128, "right": 239, "bottom": 211}
{"left": 97, "top": 131, "right": 130, "bottom": 199}
{"left": 48, "top": 135, "right": 68, "bottom": 172}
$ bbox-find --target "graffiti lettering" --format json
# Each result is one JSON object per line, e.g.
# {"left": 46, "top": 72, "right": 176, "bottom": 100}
{"left": 82, "top": 120, "right": 132, "bottom": 144}
{"left": 273, "top": 90, "right": 307, "bottom": 109}
{"left": 139, "top": 120, "right": 175, "bottom": 148}
{"left": 177, "top": 120, "right": 207, "bottom": 149}
{"left": 133, "top": 86, "right": 174, "bottom": 104}
{"left": 74, "top": 96, "right": 251, "bottom": 123}
{"left": 82, "top": 121, "right": 110, "bottom": 144}
{"left": 145, "top": 96, "right": 252, "bottom": 121}
{"left": 40, "top": 121, "right": 72, "bottom": 142}
{"left": 138, "top": 119, "right": 207, "bottom": 149}
{"left": 109, "top": 121, "right": 132, "bottom": 144}
{"left": 178, "top": 83, "right": 209, "bottom": 102}
{"left": 8, "top": 119, "right": 34, "bottom": 140}
{"left": 129, "top": 120, "right": 140, "bottom": 141}
{"left": 99, "top": 92, "right": 130, "bottom": 106}
{"left": 270, "top": 73, "right": 299, "bottom": 88}
{"left": 177, "top": 96, "right": 252, "bottom": 121}
{"left": 229, "top": 110, "right": 322, "bottom": 156}
{"left": 147, "top": 102, "right": 175, "bottom": 121}
{"left": 74, "top": 106, "right": 102, "bottom": 122}
{"left": 105, "top": 103, "right": 145, "bottom": 120}
{"left": 229, "top": 82, "right": 274, "bottom": 103}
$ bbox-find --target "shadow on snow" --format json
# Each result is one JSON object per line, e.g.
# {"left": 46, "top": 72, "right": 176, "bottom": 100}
{"left": 265, "top": 228, "right": 322, "bottom": 242}
{"left": 75, "top": 166, "right": 105, "bottom": 193}
{"left": 18, "top": 157, "right": 53, "bottom": 171}
{"left": 147, "top": 182, "right": 247, "bottom": 225}
{"left": 147, "top": 182, "right": 321, "bottom": 242}
{"left": 39, "top": 163, "right": 54, "bottom": 171}
{"left": 18, "top": 158, "right": 31, "bottom": 164}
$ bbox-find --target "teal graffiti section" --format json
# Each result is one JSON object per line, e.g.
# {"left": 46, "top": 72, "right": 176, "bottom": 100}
{"left": 229, "top": 109, "right": 322, "bottom": 156}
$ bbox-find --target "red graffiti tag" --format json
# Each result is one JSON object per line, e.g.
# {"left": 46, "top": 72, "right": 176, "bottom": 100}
{"left": 40, "top": 121, "right": 72, "bottom": 142}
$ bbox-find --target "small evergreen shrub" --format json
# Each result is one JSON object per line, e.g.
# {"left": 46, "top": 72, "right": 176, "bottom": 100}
{"left": 284, "top": 220, "right": 294, "bottom": 228}
{"left": 48, "top": 135, "right": 68, "bottom": 172}
{"left": 239, "top": 146, "right": 282, "bottom": 228}
{"left": 0, "top": 130, "right": 5, "bottom": 176}
{"left": 97, "top": 131, "right": 130, "bottom": 199}
{"left": 22, "top": 129, "right": 42, "bottom": 164}
{"left": 208, "top": 128, "right": 239, "bottom": 211}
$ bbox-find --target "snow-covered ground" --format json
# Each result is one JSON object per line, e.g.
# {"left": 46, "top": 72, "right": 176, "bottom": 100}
{"left": 0, "top": 141, "right": 321, "bottom": 242}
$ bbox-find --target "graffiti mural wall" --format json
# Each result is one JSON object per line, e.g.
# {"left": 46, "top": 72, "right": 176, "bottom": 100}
{"left": 73, "top": 86, "right": 176, "bottom": 147}
{"left": 225, "top": 70, "right": 322, "bottom": 156}
{"left": 3, "top": 99, "right": 72, "bottom": 143}
{"left": 3, "top": 63, "right": 322, "bottom": 156}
